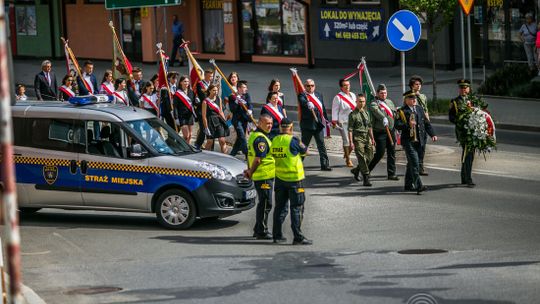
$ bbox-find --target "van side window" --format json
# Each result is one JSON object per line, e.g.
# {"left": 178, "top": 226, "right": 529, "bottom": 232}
{"left": 85, "top": 121, "right": 124, "bottom": 158}
{"left": 24, "top": 118, "right": 76, "bottom": 152}
{"left": 12, "top": 117, "right": 26, "bottom": 147}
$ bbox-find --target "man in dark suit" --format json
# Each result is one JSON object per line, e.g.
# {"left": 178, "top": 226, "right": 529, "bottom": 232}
{"left": 298, "top": 79, "right": 331, "bottom": 171}
{"left": 229, "top": 80, "right": 253, "bottom": 157}
{"left": 77, "top": 60, "right": 98, "bottom": 95}
{"left": 128, "top": 67, "right": 144, "bottom": 107}
{"left": 34, "top": 60, "right": 58, "bottom": 100}
{"left": 395, "top": 91, "right": 438, "bottom": 194}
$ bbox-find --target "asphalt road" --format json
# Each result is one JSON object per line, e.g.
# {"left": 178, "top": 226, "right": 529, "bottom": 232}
{"left": 19, "top": 130, "right": 540, "bottom": 304}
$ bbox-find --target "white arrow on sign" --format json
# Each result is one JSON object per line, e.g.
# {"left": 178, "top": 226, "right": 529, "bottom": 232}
{"left": 372, "top": 25, "right": 379, "bottom": 38}
{"left": 392, "top": 18, "right": 415, "bottom": 43}
{"left": 324, "top": 23, "right": 331, "bottom": 37}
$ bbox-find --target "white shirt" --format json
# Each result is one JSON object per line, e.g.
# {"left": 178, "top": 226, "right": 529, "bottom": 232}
{"left": 332, "top": 91, "right": 357, "bottom": 123}
{"left": 83, "top": 73, "right": 94, "bottom": 93}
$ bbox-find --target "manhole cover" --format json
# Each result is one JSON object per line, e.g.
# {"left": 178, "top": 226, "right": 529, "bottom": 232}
{"left": 64, "top": 286, "right": 123, "bottom": 295}
{"left": 398, "top": 249, "right": 448, "bottom": 255}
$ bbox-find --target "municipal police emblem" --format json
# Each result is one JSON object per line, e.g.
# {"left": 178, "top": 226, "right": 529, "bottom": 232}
{"left": 43, "top": 166, "right": 58, "bottom": 185}
{"left": 257, "top": 142, "right": 266, "bottom": 152}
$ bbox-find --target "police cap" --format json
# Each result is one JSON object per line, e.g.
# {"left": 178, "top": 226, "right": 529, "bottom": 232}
{"left": 280, "top": 118, "right": 293, "bottom": 127}
{"left": 457, "top": 79, "right": 471, "bottom": 88}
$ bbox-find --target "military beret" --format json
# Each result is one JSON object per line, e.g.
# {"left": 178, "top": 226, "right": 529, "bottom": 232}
{"left": 376, "top": 83, "right": 387, "bottom": 92}
{"left": 280, "top": 118, "right": 293, "bottom": 127}
{"left": 403, "top": 90, "right": 417, "bottom": 99}
{"left": 457, "top": 79, "right": 471, "bottom": 87}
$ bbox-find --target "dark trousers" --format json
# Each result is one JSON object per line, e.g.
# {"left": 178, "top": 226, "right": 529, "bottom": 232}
{"left": 230, "top": 120, "right": 248, "bottom": 156}
{"left": 419, "top": 134, "right": 427, "bottom": 171}
{"left": 301, "top": 128, "right": 329, "bottom": 168}
{"left": 170, "top": 35, "right": 183, "bottom": 64}
{"left": 253, "top": 179, "right": 273, "bottom": 236}
{"left": 369, "top": 130, "right": 396, "bottom": 176}
{"left": 272, "top": 178, "right": 306, "bottom": 242}
{"left": 461, "top": 147, "right": 475, "bottom": 184}
{"left": 195, "top": 117, "right": 206, "bottom": 148}
{"left": 403, "top": 141, "right": 423, "bottom": 190}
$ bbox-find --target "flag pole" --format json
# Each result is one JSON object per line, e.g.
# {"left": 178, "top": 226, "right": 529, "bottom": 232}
{"left": 109, "top": 21, "right": 132, "bottom": 79}
{"left": 156, "top": 42, "right": 179, "bottom": 132}
{"left": 181, "top": 39, "right": 204, "bottom": 86}
{"left": 61, "top": 37, "right": 92, "bottom": 93}
{"left": 290, "top": 68, "right": 318, "bottom": 123}
{"left": 210, "top": 59, "right": 256, "bottom": 124}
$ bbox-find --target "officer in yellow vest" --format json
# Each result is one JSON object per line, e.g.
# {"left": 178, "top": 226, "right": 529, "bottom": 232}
{"left": 244, "top": 114, "right": 275, "bottom": 239}
{"left": 271, "top": 118, "right": 312, "bottom": 245}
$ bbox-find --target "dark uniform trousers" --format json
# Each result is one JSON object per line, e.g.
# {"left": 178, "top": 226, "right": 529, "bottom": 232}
{"left": 301, "top": 129, "right": 329, "bottom": 168}
{"left": 253, "top": 179, "right": 273, "bottom": 236}
{"left": 404, "top": 141, "right": 423, "bottom": 190}
{"left": 230, "top": 120, "right": 248, "bottom": 156}
{"left": 461, "top": 147, "right": 475, "bottom": 184}
{"left": 195, "top": 117, "right": 206, "bottom": 148}
{"left": 369, "top": 130, "right": 396, "bottom": 176}
{"left": 272, "top": 178, "right": 306, "bottom": 242}
{"left": 419, "top": 133, "right": 427, "bottom": 171}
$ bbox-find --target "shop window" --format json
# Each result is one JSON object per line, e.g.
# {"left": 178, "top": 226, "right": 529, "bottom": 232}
{"left": 201, "top": 0, "right": 225, "bottom": 53}
{"left": 241, "top": 0, "right": 306, "bottom": 57}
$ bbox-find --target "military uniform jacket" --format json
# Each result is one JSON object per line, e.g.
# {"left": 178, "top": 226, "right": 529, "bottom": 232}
{"left": 298, "top": 91, "right": 329, "bottom": 131}
{"left": 395, "top": 105, "right": 435, "bottom": 146}
{"left": 448, "top": 95, "right": 469, "bottom": 140}
{"left": 368, "top": 98, "right": 396, "bottom": 132}
{"left": 348, "top": 109, "right": 371, "bottom": 138}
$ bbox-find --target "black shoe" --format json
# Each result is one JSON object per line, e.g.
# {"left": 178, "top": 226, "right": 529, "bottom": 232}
{"left": 292, "top": 238, "right": 313, "bottom": 245}
{"left": 351, "top": 168, "right": 360, "bottom": 181}
{"left": 467, "top": 182, "right": 476, "bottom": 188}
{"left": 417, "top": 185, "right": 427, "bottom": 195}
{"left": 362, "top": 174, "right": 372, "bottom": 187}
{"left": 404, "top": 186, "right": 415, "bottom": 192}
{"left": 419, "top": 169, "right": 429, "bottom": 176}
{"left": 273, "top": 237, "right": 287, "bottom": 244}
{"left": 321, "top": 166, "right": 332, "bottom": 171}
{"left": 388, "top": 175, "right": 399, "bottom": 181}
{"left": 255, "top": 233, "right": 273, "bottom": 240}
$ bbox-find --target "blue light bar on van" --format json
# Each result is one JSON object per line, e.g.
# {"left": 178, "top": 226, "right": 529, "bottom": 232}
{"left": 68, "top": 94, "right": 114, "bottom": 105}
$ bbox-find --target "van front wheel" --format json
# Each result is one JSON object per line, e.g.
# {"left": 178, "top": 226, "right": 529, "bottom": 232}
{"left": 155, "top": 189, "right": 196, "bottom": 229}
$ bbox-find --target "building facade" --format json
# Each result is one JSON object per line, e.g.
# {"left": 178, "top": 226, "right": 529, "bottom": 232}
{"left": 6, "top": 0, "right": 540, "bottom": 69}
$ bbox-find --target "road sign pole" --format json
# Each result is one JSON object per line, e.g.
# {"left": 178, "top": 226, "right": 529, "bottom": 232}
{"left": 401, "top": 51, "right": 406, "bottom": 93}
{"left": 460, "top": 10, "right": 466, "bottom": 79}
{"left": 467, "top": 13, "right": 473, "bottom": 88}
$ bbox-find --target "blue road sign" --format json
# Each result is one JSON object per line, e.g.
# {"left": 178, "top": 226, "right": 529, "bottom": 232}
{"left": 318, "top": 8, "right": 385, "bottom": 42}
{"left": 386, "top": 10, "right": 421, "bottom": 52}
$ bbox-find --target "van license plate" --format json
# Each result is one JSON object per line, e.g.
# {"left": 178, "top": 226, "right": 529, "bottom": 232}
{"left": 243, "top": 189, "right": 257, "bottom": 200}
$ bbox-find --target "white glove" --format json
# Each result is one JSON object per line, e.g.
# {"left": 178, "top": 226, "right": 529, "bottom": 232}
{"left": 307, "top": 102, "right": 315, "bottom": 110}
{"left": 247, "top": 109, "right": 253, "bottom": 116}
{"left": 175, "top": 119, "right": 180, "bottom": 125}
{"left": 204, "top": 127, "right": 212, "bottom": 136}
{"left": 383, "top": 117, "right": 389, "bottom": 127}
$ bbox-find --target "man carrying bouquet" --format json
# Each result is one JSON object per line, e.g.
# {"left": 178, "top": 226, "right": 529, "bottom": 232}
{"left": 449, "top": 79, "right": 476, "bottom": 187}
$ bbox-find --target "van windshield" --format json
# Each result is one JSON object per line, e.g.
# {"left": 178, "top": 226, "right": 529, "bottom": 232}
{"left": 125, "top": 118, "right": 193, "bottom": 155}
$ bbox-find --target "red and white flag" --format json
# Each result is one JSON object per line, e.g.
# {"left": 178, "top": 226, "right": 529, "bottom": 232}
{"left": 110, "top": 21, "right": 132, "bottom": 80}
{"left": 182, "top": 41, "right": 204, "bottom": 91}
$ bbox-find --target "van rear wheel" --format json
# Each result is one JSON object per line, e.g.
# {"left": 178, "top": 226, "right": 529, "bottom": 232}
{"left": 155, "top": 189, "right": 196, "bottom": 229}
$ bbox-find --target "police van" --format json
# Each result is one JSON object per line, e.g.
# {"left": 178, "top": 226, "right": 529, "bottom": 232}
{"left": 11, "top": 97, "right": 256, "bottom": 229}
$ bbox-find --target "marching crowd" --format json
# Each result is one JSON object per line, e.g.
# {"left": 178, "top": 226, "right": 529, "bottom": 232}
{"left": 21, "top": 59, "right": 479, "bottom": 245}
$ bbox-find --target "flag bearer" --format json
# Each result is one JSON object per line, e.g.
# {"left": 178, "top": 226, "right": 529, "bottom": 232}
{"left": 332, "top": 78, "right": 357, "bottom": 167}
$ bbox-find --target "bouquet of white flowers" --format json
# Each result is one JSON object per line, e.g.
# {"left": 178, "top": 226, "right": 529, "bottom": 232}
{"left": 456, "top": 94, "right": 496, "bottom": 159}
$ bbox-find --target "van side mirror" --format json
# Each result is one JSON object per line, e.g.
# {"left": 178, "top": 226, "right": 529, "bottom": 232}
{"left": 129, "top": 143, "right": 146, "bottom": 158}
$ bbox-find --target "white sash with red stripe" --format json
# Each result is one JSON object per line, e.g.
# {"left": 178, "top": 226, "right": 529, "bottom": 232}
{"left": 306, "top": 93, "right": 325, "bottom": 119}
{"left": 378, "top": 100, "right": 394, "bottom": 118}
{"left": 175, "top": 90, "right": 197, "bottom": 118}
{"left": 204, "top": 97, "right": 221, "bottom": 114}
{"left": 199, "top": 80, "right": 209, "bottom": 90}
{"left": 59, "top": 85, "right": 75, "bottom": 99}
{"left": 114, "top": 91, "right": 128, "bottom": 105}
{"left": 141, "top": 94, "right": 159, "bottom": 112}
{"left": 263, "top": 104, "right": 284, "bottom": 123}
{"left": 82, "top": 74, "right": 94, "bottom": 94}
{"left": 337, "top": 92, "right": 356, "bottom": 110}
{"left": 101, "top": 82, "right": 114, "bottom": 95}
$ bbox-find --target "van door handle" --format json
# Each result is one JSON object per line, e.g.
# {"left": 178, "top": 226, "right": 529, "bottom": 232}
{"left": 80, "top": 160, "right": 88, "bottom": 175}
{"left": 70, "top": 160, "right": 78, "bottom": 174}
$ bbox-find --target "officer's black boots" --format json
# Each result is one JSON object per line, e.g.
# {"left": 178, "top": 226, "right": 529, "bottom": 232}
{"left": 362, "top": 174, "right": 372, "bottom": 187}
{"left": 351, "top": 168, "right": 361, "bottom": 181}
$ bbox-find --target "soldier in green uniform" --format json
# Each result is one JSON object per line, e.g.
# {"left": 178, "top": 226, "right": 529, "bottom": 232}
{"left": 368, "top": 84, "right": 399, "bottom": 180}
{"left": 348, "top": 94, "right": 375, "bottom": 186}
{"left": 271, "top": 118, "right": 312, "bottom": 245}
{"left": 409, "top": 75, "right": 429, "bottom": 175}
{"left": 244, "top": 114, "right": 275, "bottom": 239}
{"left": 449, "top": 79, "right": 476, "bottom": 187}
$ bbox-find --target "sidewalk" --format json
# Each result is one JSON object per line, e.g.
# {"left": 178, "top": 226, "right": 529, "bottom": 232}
{"left": 13, "top": 58, "right": 540, "bottom": 132}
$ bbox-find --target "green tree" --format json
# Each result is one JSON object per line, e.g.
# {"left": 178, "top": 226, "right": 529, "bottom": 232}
{"left": 400, "top": 0, "right": 458, "bottom": 101}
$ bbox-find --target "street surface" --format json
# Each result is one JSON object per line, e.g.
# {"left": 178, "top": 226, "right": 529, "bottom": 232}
{"left": 19, "top": 126, "right": 540, "bottom": 304}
